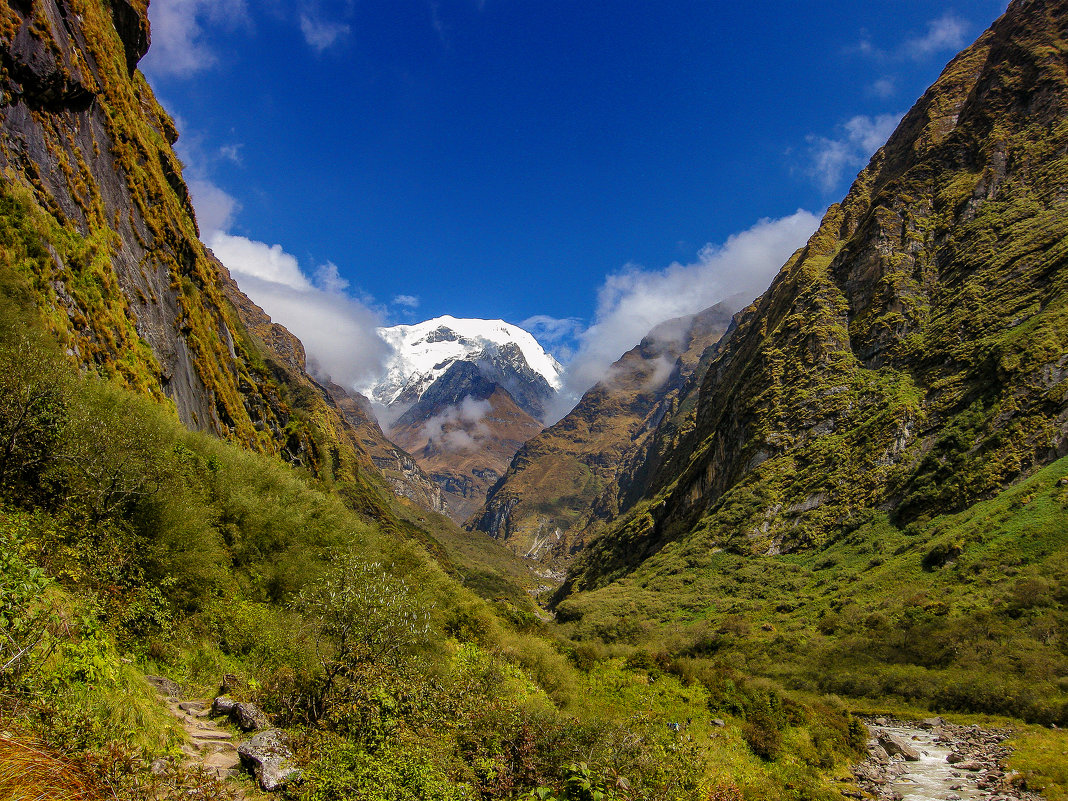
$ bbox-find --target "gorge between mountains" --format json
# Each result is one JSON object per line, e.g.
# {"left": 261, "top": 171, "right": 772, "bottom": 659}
{"left": 0, "top": 0, "right": 1066, "bottom": 799}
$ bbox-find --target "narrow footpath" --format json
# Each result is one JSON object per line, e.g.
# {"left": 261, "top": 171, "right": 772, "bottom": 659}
{"left": 145, "top": 675, "right": 247, "bottom": 798}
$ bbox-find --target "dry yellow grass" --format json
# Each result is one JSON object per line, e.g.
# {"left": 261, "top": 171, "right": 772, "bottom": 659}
{"left": 0, "top": 734, "right": 95, "bottom": 801}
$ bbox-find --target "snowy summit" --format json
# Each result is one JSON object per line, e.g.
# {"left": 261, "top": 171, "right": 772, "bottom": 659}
{"left": 361, "top": 316, "right": 563, "bottom": 416}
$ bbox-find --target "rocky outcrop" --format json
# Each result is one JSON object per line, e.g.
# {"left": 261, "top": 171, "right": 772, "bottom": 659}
{"left": 108, "top": 0, "right": 149, "bottom": 75}
{"left": 238, "top": 729, "right": 301, "bottom": 792}
{"left": 322, "top": 379, "right": 446, "bottom": 514}
{"left": 875, "top": 730, "right": 920, "bottom": 761}
{"left": 210, "top": 695, "right": 269, "bottom": 732}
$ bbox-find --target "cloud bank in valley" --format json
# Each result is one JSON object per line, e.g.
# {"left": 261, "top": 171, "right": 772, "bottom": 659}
{"left": 207, "top": 232, "right": 390, "bottom": 389}
{"left": 421, "top": 396, "right": 493, "bottom": 453}
{"left": 545, "top": 209, "right": 820, "bottom": 419}
{"left": 175, "top": 138, "right": 390, "bottom": 391}
{"left": 183, "top": 138, "right": 817, "bottom": 424}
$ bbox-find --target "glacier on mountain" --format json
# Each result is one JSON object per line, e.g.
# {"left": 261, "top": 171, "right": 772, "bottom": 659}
{"left": 359, "top": 316, "right": 563, "bottom": 421}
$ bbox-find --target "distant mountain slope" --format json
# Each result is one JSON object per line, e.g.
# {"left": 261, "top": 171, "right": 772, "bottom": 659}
{"left": 470, "top": 304, "right": 734, "bottom": 566}
{"left": 559, "top": 0, "right": 1068, "bottom": 598}
{"left": 358, "top": 316, "right": 562, "bottom": 522}
{"left": 389, "top": 361, "right": 545, "bottom": 522}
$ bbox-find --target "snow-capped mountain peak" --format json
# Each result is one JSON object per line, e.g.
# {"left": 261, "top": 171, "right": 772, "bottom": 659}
{"left": 360, "top": 316, "right": 563, "bottom": 418}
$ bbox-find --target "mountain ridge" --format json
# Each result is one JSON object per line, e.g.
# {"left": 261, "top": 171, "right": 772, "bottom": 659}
{"left": 557, "top": 0, "right": 1068, "bottom": 598}
{"left": 363, "top": 315, "right": 563, "bottom": 422}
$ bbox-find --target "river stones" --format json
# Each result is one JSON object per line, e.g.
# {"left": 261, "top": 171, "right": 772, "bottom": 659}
{"left": 851, "top": 718, "right": 1045, "bottom": 801}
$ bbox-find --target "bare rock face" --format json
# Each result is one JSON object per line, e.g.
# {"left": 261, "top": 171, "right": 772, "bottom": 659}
{"left": 211, "top": 696, "right": 237, "bottom": 717}
{"left": 389, "top": 361, "right": 545, "bottom": 524}
{"left": 108, "top": 0, "right": 150, "bottom": 75}
{"left": 144, "top": 674, "right": 182, "bottom": 699}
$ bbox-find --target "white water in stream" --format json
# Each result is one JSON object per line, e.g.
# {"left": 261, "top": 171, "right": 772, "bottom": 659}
{"left": 880, "top": 726, "right": 984, "bottom": 801}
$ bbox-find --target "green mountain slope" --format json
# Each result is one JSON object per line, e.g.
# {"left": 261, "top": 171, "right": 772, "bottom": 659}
{"left": 0, "top": 0, "right": 548, "bottom": 597}
{"left": 561, "top": 0, "right": 1068, "bottom": 599}
{"left": 557, "top": 452, "right": 1068, "bottom": 721}
{"left": 548, "top": 0, "right": 1068, "bottom": 726}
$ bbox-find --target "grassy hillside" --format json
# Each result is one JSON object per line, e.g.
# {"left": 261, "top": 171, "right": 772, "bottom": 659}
{"left": 556, "top": 453, "right": 1068, "bottom": 724}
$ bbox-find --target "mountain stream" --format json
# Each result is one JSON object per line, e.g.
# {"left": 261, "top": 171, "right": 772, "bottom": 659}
{"left": 851, "top": 719, "right": 1043, "bottom": 801}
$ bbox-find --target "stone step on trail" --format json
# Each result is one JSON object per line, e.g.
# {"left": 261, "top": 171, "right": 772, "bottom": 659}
{"left": 145, "top": 674, "right": 248, "bottom": 799}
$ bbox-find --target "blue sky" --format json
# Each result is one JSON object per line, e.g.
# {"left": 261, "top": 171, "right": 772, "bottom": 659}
{"left": 143, "top": 0, "right": 1010, "bottom": 402}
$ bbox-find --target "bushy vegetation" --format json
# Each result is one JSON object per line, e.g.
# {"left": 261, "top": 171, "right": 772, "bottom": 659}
{"left": 0, "top": 300, "right": 869, "bottom": 799}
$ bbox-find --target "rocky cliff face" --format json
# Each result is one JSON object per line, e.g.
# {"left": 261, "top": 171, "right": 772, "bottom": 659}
{"left": 0, "top": 0, "right": 440, "bottom": 514}
{"left": 470, "top": 304, "right": 734, "bottom": 566}
{"left": 321, "top": 379, "right": 446, "bottom": 513}
{"left": 559, "top": 0, "right": 1068, "bottom": 597}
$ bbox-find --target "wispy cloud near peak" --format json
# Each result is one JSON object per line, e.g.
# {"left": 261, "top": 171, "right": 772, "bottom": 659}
{"left": 902, "top": 13, "right": 969, "bottom": 60}
{"left": 805, "top": 112, "right": 903, "bottom": 192}
{"left": 143, "top": 0, "right": 249, "bottom": 79}
{"left": 300, "top": 13, "right": 352, "bottom": 52}
{"left": 548, "top": 210, "right": 821, "bottom": 420}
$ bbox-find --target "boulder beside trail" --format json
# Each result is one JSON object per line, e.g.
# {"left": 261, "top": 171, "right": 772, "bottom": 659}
{"left": 233, "top": 701, "right": 270, "bottom": 732}
{"left": 211, "top": 695, "right": 269, "bottom": 731}
{"left": 238, "top": 729, "right": 301, "bottom": 792}
{"left": 212, "top": 695, "right": 237, "bottom": 717}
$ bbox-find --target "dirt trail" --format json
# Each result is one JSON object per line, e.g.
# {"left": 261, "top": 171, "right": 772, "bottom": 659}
{"left": 145, "top": 675, "right": 246, "bottom": 797}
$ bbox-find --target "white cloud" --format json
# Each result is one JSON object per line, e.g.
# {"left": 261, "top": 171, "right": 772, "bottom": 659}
{"left": 186, "top": 178, "right": 240, "bottom": 234}
{"left": 218, "top": 144, "right": 244, "bottom": 165}
{"left": 522, "top": 315, "right": 584, "bottom": 344}
{"left": 421, "top": 396, "right": 492, "bottom": 452}
{"left": 300, "top": 13, "right": 352, "bottom": 52}
{"left": 869, "top": 77, "right": 896, "bottom": 99}
{"left": 316, "top": 262, "right": 350, "bottom": 293}
{"left": 392, "top": 294, "right": 421, "bottom": 309}
{"left": 177, "top": 127, "right": 389, "bottom": 392}
{"left": 853, "top": 13, "right": 970, "bottom": 64}
{"left": 430, "top": 1, "right": 449, "bottom": 48}
{"left": 208, "top": 231, "right": 388, "bottom": 387}
{"left": 208, "top": 232, "right": 313, "bottom": 291}
{"left": 806, "top": 112, "right": 903, "bottom": 192}
{"left": 552, "top": 210, "right": 820, "bottom": 419}
{"left": 143, "top": 0, "right": 249, "bottom": 78}
{"left": 521, "top": 315, "right": 584, "bottom": 363}
{"left": 902, "top": 14, "right": 968, "bottom": 60}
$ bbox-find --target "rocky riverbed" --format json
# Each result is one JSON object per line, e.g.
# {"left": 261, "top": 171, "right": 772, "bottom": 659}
{"left": 851, "top": 718, "right": 1045, "bottom": 801}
